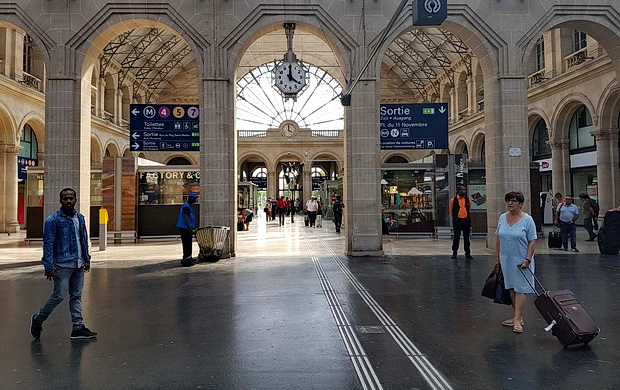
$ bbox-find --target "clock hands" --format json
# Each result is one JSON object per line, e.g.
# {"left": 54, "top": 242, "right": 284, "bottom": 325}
{"left": 287, "top": 64, "right": 301, "bottom": 84}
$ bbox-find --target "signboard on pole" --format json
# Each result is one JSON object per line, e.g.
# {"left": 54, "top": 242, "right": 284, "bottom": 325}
{"left": 129, "top": 104, "right": 200, "bottom": 152}
{"left": 413, "top": 0, "right": 447, "bottom": 26}
{"left": 380, "top": 103, "right": 448, "bottom": 150}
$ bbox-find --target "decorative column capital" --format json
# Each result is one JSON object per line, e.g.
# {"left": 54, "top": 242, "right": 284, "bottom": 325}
{"left": 546, "top": 138, "right": 569, "bottom": 149}
{"left": 591, "top": 127, "right": 618, "bottom": 141}
{"left": 0, "top": 144, "right": 23, "bottom": 154}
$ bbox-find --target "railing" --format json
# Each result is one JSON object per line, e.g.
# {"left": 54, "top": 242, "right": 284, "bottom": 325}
{"left": 565, "top": 48, "right": 593, "bottom": 69}
{"left": 19, "top": 72, "right": 42, "bottom": 92}
{"left": 239, "top": 130, "right": 267, "bottom": 138}
{"left": 311, "top": 130, "right": 340, "bottom": 138}
{"left": 528, "top": 69, "right": 548, "bottom": 87}
{"left": 477, "top": 99, "right": 484, "bottom": 112}
{"left": 458, "top": 108, "right": 469, "bottom": 120}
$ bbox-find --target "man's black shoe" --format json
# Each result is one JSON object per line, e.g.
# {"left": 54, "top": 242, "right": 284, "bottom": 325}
{"left": 30, "top": 314, "right": 43, "bottom": 340}
{"left": 465, "top": 254, "right": 474, "bottom": 260}
{"left": 450, "top": 253, "right": 457, "bottom": 259}
{"left": 70, "top": 325, "right": 98, "bottom": 339}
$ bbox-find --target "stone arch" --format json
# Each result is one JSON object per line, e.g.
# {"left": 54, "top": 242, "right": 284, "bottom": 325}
{"left": 597, "top": 83, "right": 620, "bottom": 130}
{"left": 470, "top": 130, "right": 486, "bottom": 163}
{"left": 0, "top": 17, "right": 53, "bottom": 67}
{"left": 0, "top": 104, "right": 17, "bottom": 145}
{"left": 452, "top": 138, "right": 469, "bottom": 155}
{"left": 519, "top": 5, "right": 620, "bottom": 79}
{"left": 166, "top": 155, "right": 196, "bottom": 165}
{"left": 383, "top": 153, "right": 410, "bottom": 164}
{"left": 551, "top": 93, "right": 597, "bottom": 140}
{"left": 221, "top": 7, "right": 357, "bottom": 83}
{"left": 66, "top": 5, "right": 211, "bottom": 83}
{"left": 104, "top": 141, "right": 120, "bottom": 157}
{"left": 238, "top": 151, "right": 270, "bottom": 169}
{"left": 16, "top": 112, "right": 45, "bottom": 153}
{"left": 91, "top": 136, "right": 103, "bottom": 167}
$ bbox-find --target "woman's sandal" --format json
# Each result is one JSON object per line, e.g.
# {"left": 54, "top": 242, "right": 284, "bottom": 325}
{"left": 502, "top": 318, "right": 524, "bottom": 326}
{"left": 513, "top": 322, "right": 524, "bottom": 333}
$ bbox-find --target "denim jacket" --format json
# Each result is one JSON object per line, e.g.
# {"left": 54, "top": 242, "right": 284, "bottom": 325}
{"left": 42, "top": 209, "right": 91, "bottom": 272}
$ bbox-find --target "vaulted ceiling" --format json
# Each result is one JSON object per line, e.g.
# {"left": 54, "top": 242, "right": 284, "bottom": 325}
{"left": 99, "top": 26, "right": 471, "bottom": 103}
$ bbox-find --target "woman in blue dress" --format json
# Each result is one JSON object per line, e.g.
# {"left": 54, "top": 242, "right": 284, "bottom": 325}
{"left": 495, "top": 191, "right": 537, "bottom": 333}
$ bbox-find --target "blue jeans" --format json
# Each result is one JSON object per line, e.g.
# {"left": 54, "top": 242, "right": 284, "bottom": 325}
{"left": 560, "top": 221, "right": 577, "bottom": 249}
{"left": 35, "top": 267, "right": 84, "bottom": 330}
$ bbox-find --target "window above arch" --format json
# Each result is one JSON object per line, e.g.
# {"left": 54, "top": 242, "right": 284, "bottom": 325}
{"left": 385, "top": 156, "right": 409, "bottom": 164}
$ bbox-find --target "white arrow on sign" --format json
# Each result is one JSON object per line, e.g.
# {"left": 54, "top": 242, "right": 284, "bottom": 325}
{"left": 131, "top": 132, "right": 140, "bottom": 139}
{"left": 132, "top": 142, "right": 140, "bottom": 149}
{"left": 438, "top": 106, "right": 446, "bottom": 114}
{"left": 132, "top": 108, "right": 140, "bottom": 116}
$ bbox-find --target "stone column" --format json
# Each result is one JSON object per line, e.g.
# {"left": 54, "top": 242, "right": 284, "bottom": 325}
{"left": 344, "top": 78, "right": 382, "bottom": 256}
{"left": 201, "top": 49, "right": 236, "bottom": 256}
{"left": 0, "top": 145, "right": 21, "bottom": 232}
{"left": 267, "top": 168, "right": 277, "bottom": 199}
{"left": 303, "top": 169, "right": 311, "bottom": 203}
{"left": 483, "top": 74, "right": 530, "bottom": 249}
{"left": 592, "top": 127, "right": 620, "bottom": 211}
{"left": 549, "top": 138, "right": 570, "bottom": 196}
{"left": 44, "top": 77, "right": 91, "bottom": 220}
{"left": 467, "top": 77, "right": 476, "bottom": 116}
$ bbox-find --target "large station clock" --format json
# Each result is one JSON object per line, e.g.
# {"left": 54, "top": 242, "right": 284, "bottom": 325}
{"left": 273, "top": 23, "right": 306, "bottom": 99}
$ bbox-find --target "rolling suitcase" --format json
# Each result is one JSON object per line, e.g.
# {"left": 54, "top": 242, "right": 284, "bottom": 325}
{"left": 547, "top": 226, "right": 562, "bottom": 249}
{"left": 520, "top": 267, "right": 599, "bottom": 348}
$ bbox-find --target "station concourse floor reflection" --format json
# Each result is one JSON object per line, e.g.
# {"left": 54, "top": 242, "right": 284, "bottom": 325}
{"left": 1, "top": 213, "right": 619, "bottom": 390}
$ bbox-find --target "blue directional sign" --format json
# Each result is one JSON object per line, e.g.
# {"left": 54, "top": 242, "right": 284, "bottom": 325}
{"left": 413, "top": 0, "right": 447, "bottom": 26}
{"left": 129, "top": 104, "right": 200, "bottom": 151}
{"left": 380, "top": 103, "right": 448, "bottom": 150}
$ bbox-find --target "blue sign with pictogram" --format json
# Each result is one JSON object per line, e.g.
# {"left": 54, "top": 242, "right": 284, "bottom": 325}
{"left": 413, "top": 0, "right": 447, "bottom": 26}
{"left": 129, "top": 104, "right": 200, "bottom": 151}
{"left": 380, "top": 103, "right": 448, "bottom": 150}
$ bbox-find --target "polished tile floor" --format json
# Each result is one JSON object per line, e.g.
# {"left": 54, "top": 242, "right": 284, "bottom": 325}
{"left": 1, "top": 214, "right": 618, "bottom": 389}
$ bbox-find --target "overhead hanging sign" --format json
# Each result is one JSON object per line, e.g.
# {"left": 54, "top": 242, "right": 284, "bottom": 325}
{"left": 413, "top": 0, "right": 447, "bottom": 26}
{"left": 129, "top": 104, "right": 200, "bottom": 152}
{"left": 380, "top": 103, "right": 448, "bottom": 150}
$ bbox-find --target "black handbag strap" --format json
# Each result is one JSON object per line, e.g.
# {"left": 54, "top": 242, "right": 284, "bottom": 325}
{"left": 517, "top": 266, "right": 547, "bottom": 297}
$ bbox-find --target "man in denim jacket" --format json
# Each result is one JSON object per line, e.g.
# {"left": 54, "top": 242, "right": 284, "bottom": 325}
{"left": 30, "top": 188, "right": 98, "bottom": 340}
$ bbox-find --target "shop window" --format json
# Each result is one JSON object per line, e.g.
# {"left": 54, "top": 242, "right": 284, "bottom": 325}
{"left": 532, "top": 119, "right": 551, "bottom": 158}
{"left": 569, "top": 105, "right": 595, "bottom": 151}
{"left": 18, "top": 124, "right": 39, "bottom": 181}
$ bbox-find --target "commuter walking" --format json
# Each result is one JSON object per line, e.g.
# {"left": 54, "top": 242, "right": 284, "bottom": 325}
{"left": 305, "top": 196, "right": 319, "bottom": 227}
{"left": 177, "top": 192, "right": 198, "bottom": 260}
{"left": 449, "top": 186, "right": 473, "bottom": 259}
{"left": 30, "top": 188, "right": 98, "bottom": 340}
{"left": 277, "top": 196, "right": 287, "bottom": 226}
{"left": 578, "top": 193, "right": 597, "bottom": 241}
{"left": 556, "top": 195, "right": 579, "bottom": 252}
{"left": 332, "top": 196, "right": 345, "bottom": 233}
{"left": 495, "top": 191, "right": 537, "bottom": 334}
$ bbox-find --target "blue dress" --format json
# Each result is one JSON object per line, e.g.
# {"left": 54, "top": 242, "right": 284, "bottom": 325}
{"left": 496, "top": 213, "right": 536, "bottom": 294}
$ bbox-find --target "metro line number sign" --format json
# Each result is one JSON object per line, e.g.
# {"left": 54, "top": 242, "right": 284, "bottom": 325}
{"left": 380, "top": 103, "right": 448, "bottom": 150}
{"left": 129, "top": 104, "right": 200, "bottom": 152}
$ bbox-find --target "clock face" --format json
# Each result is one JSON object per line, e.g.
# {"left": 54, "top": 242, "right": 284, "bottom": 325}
{"left": 274, "top": 61, "right": 306, "bottom": 93}
{"left": 279, "top": 121, "right": 298, "bottom": 137}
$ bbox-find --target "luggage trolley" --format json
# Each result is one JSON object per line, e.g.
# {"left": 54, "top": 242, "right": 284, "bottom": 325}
{"left": 194, "top": 226, "right": 230, "bottom": 262}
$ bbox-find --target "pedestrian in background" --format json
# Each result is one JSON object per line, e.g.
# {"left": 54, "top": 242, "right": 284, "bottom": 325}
{"left": 556, "top": 195, "right": 579, "bottom": 252}
{"left": 578, "top": 193, "right": 597, "bottom": 241}
{"left": 332, "top": 196, "right": 345, "bottom": 233}
{"left": 449, "top": 186, "right": 473, "bottom": 259}
{"left": 177, "top": 192, "right": 198, "bottom": 260}
{"left": 31, "top": 188, "right": 98, "bottom": 340}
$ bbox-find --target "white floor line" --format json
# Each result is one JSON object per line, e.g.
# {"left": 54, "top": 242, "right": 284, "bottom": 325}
{"left": 318, "top": 238, "right": 454, "bottom": 390}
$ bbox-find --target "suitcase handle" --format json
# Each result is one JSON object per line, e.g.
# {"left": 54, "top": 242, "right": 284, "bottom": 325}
{"left": 517, "top": 266, "right": 547, "bottom": 297}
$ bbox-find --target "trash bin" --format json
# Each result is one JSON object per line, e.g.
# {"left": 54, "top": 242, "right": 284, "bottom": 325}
{"left": 195, "top": 226, "right": 230, "bottom": 262}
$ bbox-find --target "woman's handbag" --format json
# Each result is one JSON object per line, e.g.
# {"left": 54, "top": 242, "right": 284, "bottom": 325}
{"left": 481, "top": 264, "right": 512, "bottom": 305}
